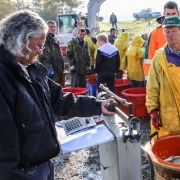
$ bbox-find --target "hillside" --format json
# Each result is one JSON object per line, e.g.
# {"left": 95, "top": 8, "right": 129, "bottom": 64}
{"left": 99, "top": 18, "right": 160, "bottom": 40}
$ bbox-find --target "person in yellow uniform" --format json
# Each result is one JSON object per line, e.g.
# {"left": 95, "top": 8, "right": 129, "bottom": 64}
{"left": 126, "top": 36, "right": 145, "bottom": 87}
{"left": 146, "top": 16, "right": 180, "bottom": 137}
{"left": 114, "top": 32, "right": 129, "bottom": 79}
{"left": 84, "top": 28, "right": 96, "bottom": 74}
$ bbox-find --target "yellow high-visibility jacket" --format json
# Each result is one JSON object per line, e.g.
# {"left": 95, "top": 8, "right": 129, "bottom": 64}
{"left": 126, "top": 36, "right": 145, "bottom": 81}
{"left": 84, "top": 35, "right": 95, "bottom": 66}
{"left": 94, "top": 43, "right": 99, "bottom": 60}
{"left": 146, "top": 43, "right": 180, "bottom": 135}
{"left": 114, "top": 32, "right": 129, "bottom": 70}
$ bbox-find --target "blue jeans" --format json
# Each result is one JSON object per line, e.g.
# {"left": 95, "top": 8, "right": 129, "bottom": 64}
{"left": 97, "top": 72, "right": 115, "bottom": 93}
{"left": 23, "top": 160, "right": 54, "bottom": 180}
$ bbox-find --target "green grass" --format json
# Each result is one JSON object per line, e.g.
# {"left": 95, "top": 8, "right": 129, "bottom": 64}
{"left": 99, "top": 18, "right": 160, "bottom": 40}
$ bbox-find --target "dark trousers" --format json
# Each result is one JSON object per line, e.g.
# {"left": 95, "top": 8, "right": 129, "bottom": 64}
{"left": 24, "top": 160, "right": 54, "bottom": 180}
{"left": 97, "top": 72, "right": 115, "bottom": 93}
{"left": 112, "top": 21, "right": 117, "bottom": 29}
{"left": 131, "top": 80, "right": 144, "bottom": 88}
{"left": 71, "top": 72, "right": 86, "bottom": 87}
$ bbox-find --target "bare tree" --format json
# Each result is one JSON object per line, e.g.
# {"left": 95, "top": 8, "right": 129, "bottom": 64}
{"left": 0, "top": 0, "right": 13, "bottom": 20}
{"left": 32, "top": 0, "right": 84, "bottom": 21}
{"left": 12, "top": 0, "right": 30, "bottom": 11}
{"left": 0, "top": 0, "right": 84, "bottom": 21}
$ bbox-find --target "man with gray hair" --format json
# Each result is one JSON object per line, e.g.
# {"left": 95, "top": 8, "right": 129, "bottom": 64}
{"left": 0, "top": 10, "right": 115, "bottom": 180}
{"left": 38, "top": 20, "right": 64, "bottom": 84}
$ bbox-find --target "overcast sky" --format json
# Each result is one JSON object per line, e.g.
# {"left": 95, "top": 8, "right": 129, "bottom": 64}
{"left": 79, "top": 0, "right": 179, "bottom": 21}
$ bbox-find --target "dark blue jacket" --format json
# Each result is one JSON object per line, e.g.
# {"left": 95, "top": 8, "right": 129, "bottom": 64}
{"left": 95, "top": 49, "right": 120, "bottom": 73}
{"left": 0, "top": 46, "right": 102, "bottom": 180}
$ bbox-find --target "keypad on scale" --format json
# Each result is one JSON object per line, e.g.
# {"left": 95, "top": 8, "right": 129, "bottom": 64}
{"left": 65, "top": 118, "right": 82, "bottom": 132}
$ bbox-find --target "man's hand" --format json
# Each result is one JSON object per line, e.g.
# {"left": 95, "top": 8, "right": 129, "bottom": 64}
{"left": 70, "top": 66, "right": 77, "bottom": 73}
{"left": 101, "top": 99, "right": 116, "bottom": 115}
{"left": 150, "top": 109, "right": 162, "bottom": 130}
{"left": 116, "top": 70, "right": 123, "bottom": 79}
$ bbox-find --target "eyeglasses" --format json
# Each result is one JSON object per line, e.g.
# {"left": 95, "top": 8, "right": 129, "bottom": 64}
{"left": 38, "top": 45, "right": 45, "bottom": 51}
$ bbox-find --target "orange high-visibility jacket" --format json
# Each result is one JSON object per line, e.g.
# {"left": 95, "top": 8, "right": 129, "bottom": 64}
{"left": 144, "top": 26, "right": 167, "bottom": 78}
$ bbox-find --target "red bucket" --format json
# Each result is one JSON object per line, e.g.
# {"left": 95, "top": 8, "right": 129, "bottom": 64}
{"left": 86, "top": 74, "right": 97, "bottom": 84}
{"left": 114, "top": 79, "right": 131, "bottom": 110}
{"left": 60, "top": 71, "right": 67, "bottom": 87}
{"left": 114, "top": 79, "right": 131, "bottom": 97}
{"left": 121, "top": 87, "right": 149, "bottom": 117}
{"left": 145, "top": 134, "right": 180, "bottom": 179}
{"left": 63, "top": 87, "right": 88, "bottom": 96}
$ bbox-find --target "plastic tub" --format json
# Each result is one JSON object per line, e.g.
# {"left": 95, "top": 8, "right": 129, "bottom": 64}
{"left": 121, "top": 87, "right": 148, "bottom": 117}
{"left": 114, "top": 79, "right": 131, "bottom": 97}
{"left": 114, "top": 79, "right": 131, "bottom": 113}
{"left": 86, "top": 74, "right": 97, "bottom": 84}
{"left": 86, "top": 83, "right": 97, "bottom": 97}
{"left": 86, "top": 78, "right": 96, "bottom": 84}
{"left": 60, "top": 71, "right": 68, "bottom": 87}
{"left": 63, "top": 87, "right": 88, "bottom": 96}
{"left": 145, "top": 134, "right": 180, "bottom": 179}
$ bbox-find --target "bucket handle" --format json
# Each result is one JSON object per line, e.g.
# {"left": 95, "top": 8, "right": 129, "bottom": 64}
{"left": 150, "top": 131, "right": 159, "bottom": 144}
{"left": 141, "top": 145, "right": 155, "bottom": 180}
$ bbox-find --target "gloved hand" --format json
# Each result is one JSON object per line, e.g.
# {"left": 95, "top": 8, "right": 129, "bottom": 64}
{"left": 70, "top": 66, "right": 77, "bottom": 73}
{"left": 87, "top": 67, "right": 91, "bottom": 76}
{"left": 91, "top": 65, "right": 95, "bottom": 75}
{"left": 150, "top": 109, "right": 162, "bottom": 130}
{"left": 116, "top": 70, "right": 123, "bottom": 79}
{"left": 47, "top": 65, "right": 54, "bottom": 79}
{"left": 47, "top": 69, "right": 54, "bottom": 79}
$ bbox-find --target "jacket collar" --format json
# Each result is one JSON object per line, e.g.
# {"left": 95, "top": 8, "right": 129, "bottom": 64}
{"left": 47, "top": 33, "right": 60, "bottom": 45}
{"left": 154, "top": 43, "right": 170, "bottom": 80}
{"left": 72, "top": 37, "right": 87, "bottom": 48}
{"left": 0, "top": 45, "right": 26, "bottom": 78}
{"left": 0, "top": 45, "right": 47, "bottom": 82}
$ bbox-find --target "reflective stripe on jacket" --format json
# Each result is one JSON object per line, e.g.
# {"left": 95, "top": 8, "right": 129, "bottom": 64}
{"left": 143, "top": 59, "right": 152, "bottom": 80}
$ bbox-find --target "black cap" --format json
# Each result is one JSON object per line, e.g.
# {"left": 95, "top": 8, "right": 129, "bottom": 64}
{"left": 156, "top": 16, "right": 165, "bottom": 24}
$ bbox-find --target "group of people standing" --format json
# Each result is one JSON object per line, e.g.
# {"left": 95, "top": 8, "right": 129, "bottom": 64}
{"left": 111, "top": 28, "right": 146, "bottom": 88}
{"left": 108, "top": 1, "right": 180, "bottom": 145}
{"left": 109, "top": 2, "right": 180, "bottom": 143}
{"left": 36, "top": 12, "right": 146, "bottom": 94}
{"left": 13, "top": 0, "right": 180, "bottom": 143}
{"left": 67, "top": 25, "right": 120, "bottom": 93}
{"left": 66, "top": 19, "right": 148, "bottom": 94}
